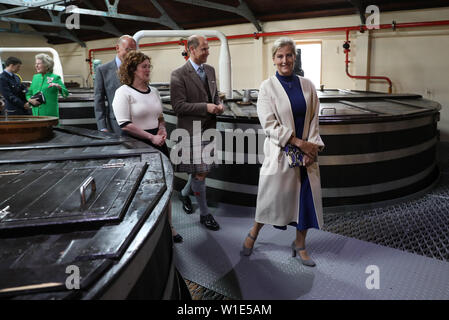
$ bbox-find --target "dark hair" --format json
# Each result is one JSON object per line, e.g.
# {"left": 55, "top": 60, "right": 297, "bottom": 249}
{"left": 5, "top": 56, "right": 22, "bottom": 67}
{"left": 118, "top": 50, "right": 151, "bottom": 86}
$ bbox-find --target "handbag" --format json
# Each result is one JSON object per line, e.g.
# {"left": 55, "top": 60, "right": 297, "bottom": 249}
{"left": 282, "top": 143, "right": 304, "bottom": 168}
{"left": 30, "top": 91, "right": 46, "bottom": 105}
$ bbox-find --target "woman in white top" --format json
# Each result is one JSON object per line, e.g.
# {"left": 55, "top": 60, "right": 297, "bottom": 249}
{"left": 113, "top": 50, "right": 182, "bottom": 243}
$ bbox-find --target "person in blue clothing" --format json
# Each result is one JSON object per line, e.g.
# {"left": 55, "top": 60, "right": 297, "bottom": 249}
{"left": 0, "top": 57, "right": 32, "bottom": 115}
{"left": 242, "top": 37, "right": 325, "bottom": 267}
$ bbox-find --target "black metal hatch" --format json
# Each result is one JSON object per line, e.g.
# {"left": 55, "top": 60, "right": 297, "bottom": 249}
{"left": 0, "top": 162, "right": 149, "bottom": 232}
{"left": 0, "top": 126, "right": 173, "bottom": 299}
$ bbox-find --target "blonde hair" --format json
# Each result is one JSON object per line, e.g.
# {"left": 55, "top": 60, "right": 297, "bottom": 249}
{"left": 271, "top": 37, "right": 296, "bottom": 58}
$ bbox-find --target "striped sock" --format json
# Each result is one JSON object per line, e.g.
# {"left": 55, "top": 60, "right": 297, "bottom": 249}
{"left": 191, "top": 177, "right": 208, "bottom": 217}
{"left": 181, "top": 174, "right": 193, "bottom": 197}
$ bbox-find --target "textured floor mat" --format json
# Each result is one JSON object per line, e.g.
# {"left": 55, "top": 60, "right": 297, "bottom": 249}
{"left": 171, "top": 193, "right": 449, "bottom": 300}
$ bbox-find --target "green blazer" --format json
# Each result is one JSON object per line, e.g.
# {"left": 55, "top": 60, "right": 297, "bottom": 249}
{"left": 26, "top": 72, "right": 69, "bottom": 117}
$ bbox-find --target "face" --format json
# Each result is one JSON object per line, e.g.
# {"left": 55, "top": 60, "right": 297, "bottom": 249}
{"left": 10, "top": 64, "right": 21, "bottom": 73}
{"left": 116, "top": 37, "right": 137, "bottom": 62}
{"left": 273, "top": 45, "right": 295, "bottom": 76}
{"left": 35, "top": 59, "right": 46, "bottom": 74}
{"left": 190, "top": 37, "right": 209, "bottom": 65}
{"left": 134, "top": 59, "right": 151, "bottom": 83}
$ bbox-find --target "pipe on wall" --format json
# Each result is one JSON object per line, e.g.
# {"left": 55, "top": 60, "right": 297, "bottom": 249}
{"left": 87, "top": 19, "right": 449, "bottom": 93}
{"left": 344, "top": 29, "right": 393, "bottom": 93}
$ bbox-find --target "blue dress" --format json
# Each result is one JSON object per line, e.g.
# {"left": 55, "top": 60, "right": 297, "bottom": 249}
{"left": 274, "top": 72, "right": 319, "bottom": 231}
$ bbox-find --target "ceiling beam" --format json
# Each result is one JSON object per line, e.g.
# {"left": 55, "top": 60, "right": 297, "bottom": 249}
{"left": 57, "top": 28, "right": 86, "bottom": 47}
{"left": 38, "top": 0, "right": 182, "bottom": 30}
{"left": 0, "top": 0, "right": 69, "bottom": 17}
{"left": 173, "top": 0, "right": 262, "bottom": 31}
{"left": 83, "top": 0, "right": 121, "bottom": 36}
{"left": 0, "top": 1, "right": 121, "bottom": 38}
{"left": 151, "top": 0, "right": 182, "bottom": 30}
{"left": 347, "top": 0, "right": 368, "bottom": 25}
{"left": 0, "top": 15, "right": 119, "bottom": 36}
{"left": 46, "top": 9, "right": 85, "bottom": 46}
{"left": 0, "top": 3, "right": 86, "bottom": 47}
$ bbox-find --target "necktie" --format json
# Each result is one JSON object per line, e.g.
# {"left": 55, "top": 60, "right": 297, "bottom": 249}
{"left": 197, "top": 66, "right": 206, "bottom": 83}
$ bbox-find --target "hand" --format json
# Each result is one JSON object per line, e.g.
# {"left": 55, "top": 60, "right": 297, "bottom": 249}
{"left": 206, "top": 103, "right": 223, "bottom": 114}
{"left": 216, "top": 104, "right": 225, "bottom": 114}
{"left": 157, "top": 127, "right": 167, "bottom": 138}
{"left": 206, "top": 103, "right": 217, "bottom": 114}
{"left": 303, "top": 154, "right": 315, "bottom": 167}
{"left": 28, "top": 98, "right": 40, "bottom": 106}
{"left": 150, "top": 134, "right": 166, "bottom": 147}
{"left": 296, "top": 139, "right": 319, "bottom": 159}
{"left": 24, "top": 102, "right": 32, "bottom": 110}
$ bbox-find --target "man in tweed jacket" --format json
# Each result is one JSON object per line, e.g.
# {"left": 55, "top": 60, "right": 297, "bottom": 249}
{"left": 170, "top": 35, "right": 224, "bottom": 231}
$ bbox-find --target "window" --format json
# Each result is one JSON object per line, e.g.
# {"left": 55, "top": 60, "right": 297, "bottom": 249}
{"left": 295, "top": 42, "right": 322, "bottom": 89}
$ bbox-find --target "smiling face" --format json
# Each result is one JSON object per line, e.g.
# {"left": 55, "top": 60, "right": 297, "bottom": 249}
{"left": 273, "top": 45, "right": 296, "bottom": 76}
{"left": 35, "top": 59, "right": 46, "bottom": 74}
{"left": 189, "top": 36, "right": 209, "bottom": 65}
{"left": 134, "top": 59, "right": 151, "bottom": 84}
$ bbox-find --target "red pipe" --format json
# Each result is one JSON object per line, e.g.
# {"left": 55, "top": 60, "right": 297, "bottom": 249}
{"left": 87, "top": 19, "right": 449, "bottom": 80}
{"left": 344, "top": 29, "right": 393, "bottom": 93}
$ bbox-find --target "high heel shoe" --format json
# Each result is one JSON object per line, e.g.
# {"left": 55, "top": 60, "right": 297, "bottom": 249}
{"left": 242, "top": 232, "right": 257, "bottom": 256}
{"left": 291, "top": 241, "right": 316, "bottom": 267}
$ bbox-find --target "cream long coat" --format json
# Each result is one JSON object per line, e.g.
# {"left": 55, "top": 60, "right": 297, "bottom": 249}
{"left": 255, "top": 75, "right": 325, "bottom": 228}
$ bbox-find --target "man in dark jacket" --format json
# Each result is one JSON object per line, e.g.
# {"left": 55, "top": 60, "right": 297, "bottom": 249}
{"left": 0, "top": 57, "right": 31, "bottom": 115}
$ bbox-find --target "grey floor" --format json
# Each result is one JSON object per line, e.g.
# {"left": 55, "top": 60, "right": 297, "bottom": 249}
{"left": 172, "top": 191, "right": 449, "bottom": 300}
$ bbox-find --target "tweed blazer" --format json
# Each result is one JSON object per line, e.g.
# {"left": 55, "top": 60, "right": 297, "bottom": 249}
{"left": 255, "top": 75, "right": 325, "bottom": 228}
{"left": 170, "top": 61, "right": 220, "bottom": 135}
{"left": 94, "top": 59, "right": 122, "bottom": 135}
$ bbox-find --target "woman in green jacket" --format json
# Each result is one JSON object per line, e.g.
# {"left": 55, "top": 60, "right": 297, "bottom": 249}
{"left": 26, "top": 53, "right": 69, "bottom": 117}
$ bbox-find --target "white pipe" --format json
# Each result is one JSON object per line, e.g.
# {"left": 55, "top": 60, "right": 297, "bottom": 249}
{"left": 0, "top": 47, "right": 64, "bottom": 83}
{"left": 133, "top": 30, "right": 232, "bottom": 98}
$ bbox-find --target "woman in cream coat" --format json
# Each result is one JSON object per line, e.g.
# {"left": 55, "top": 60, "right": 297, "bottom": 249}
{"left": 242, "top": 37, "right": 325, "bottom": 267}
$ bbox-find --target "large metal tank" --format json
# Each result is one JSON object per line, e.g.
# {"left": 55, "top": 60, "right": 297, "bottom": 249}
{"left": 0, "top": 126, "right": 189, "bottom": 299}
{"left": 161, "top": 88, "right": 441, "bottom": 208}
{"left": 58, "top": 88, "right": 97, "bottom": 130}
{"left": 55, "top": 85, "right": 441, "bottom": 208}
